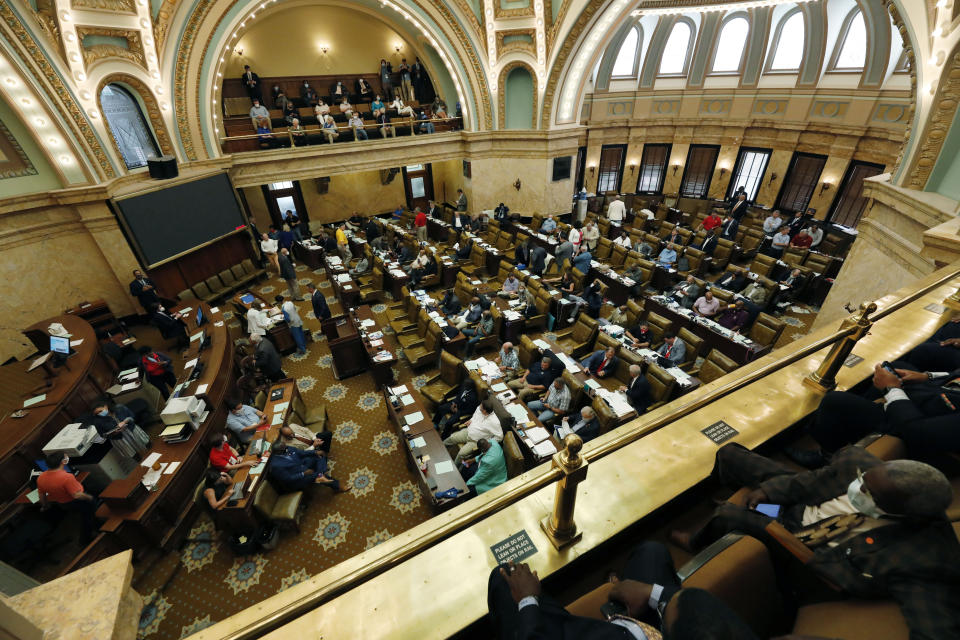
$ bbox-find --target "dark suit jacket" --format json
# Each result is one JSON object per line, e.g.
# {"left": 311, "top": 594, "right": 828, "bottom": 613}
{"left": 729, "top": 200, "right": 749, "bottom": 221}
{"left": 311, "top": 291, "right": 331, "bottom": 321}
{"left": 624, "top": 375, "right": 650, "bottom": 413}
{"left": 440, "top": 293, "right": 461, "bottom": 316}
{"left": 365, "top": 220, "right": 380, "bottom": 240}
{"left": 455, "top": 241, "right": 472, "bottom": 260}
{"left": 255, "top": 339, "right": 283, "bottom": 376}
{"left": 513, "top": 599, "right": 634, "bottom": 639}
{"left": 883, "top": 373, "right": 960, "bottom": 433}
{"left": 715, "top": 271, "right": 747, "bottom": 292}
{"left": 278, "top": 254, "right": 296, "bottom": 280}
{"left": 151, "top": 311, "right": 186, "bottom": 339}
{"left": 268, "top": 449, "right": 322, "bottom": 492}
{"left": 530, "top": 247, "right": 547, "bottom": 275}
{"left": 515, "top": 244, "right": 530, "bottom": 264}
{"left": 569, "top": 417, "right": 601, "bottom": 443}
{"left": 582, "top": 350, "right": 618, "bottom": 378}
{"left": 452, "top": 385, "right": 479, "bottom": 421}
{"left": 720, "top": 218, "right": 739, "bottom": 240}
{"left": 129, "top": 278, "right": 160, "bottom": 306}
{"left": 240, "top": 71, "right": 261, "bottom": 93}
{"left": 700, "top": 234, "right": 719, "bottom": 256}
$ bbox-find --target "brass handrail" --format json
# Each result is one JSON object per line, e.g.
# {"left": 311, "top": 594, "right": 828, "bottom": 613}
{"left": 209, "top": 262, "right": 960, "bottom": 639}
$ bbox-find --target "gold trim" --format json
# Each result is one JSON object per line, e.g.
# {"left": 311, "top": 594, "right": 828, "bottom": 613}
{"left": 541, "top": 0, "right": 604, "bottom": 125}
{"left": 70, "top": 0, "right": 137, "bottom": 11}
{"left": 96, "top": 73, "right": 175, "bottom": 159}
{"left": 76, "top": 26, "right": 147, "bottom": 72}
{"left": 496, "top": 28, "right": 536, "bottom": 57}
{"left": 495, "top": 3, "right": 535, "bottom": 19}
{"left": 498, "top": 60, "right": 540, "bottom": 128}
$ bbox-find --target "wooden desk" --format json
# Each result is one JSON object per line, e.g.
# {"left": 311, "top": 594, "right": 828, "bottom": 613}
{"left": 231, "top": 292, "right": 297, "bottom": 355}
{"left": 350, "top": 306, "right": 396, "bottom": 388}
{"left": 64, "top": 299, "right": 126, "bottom": 338}
{"left": 216, "top": 380, "right": 298, "bottom": 531}
{"left": 322, "top": 315, "right": 367, "bottom": 379}
{"left": 490, "top": 297, "right": 525, "bottom": 344}
{"left": 324, "top": 255, "right": 361, "bottom": 309}
{"left": 94, "top": 303, "right": 235, "bottom": 555}
{"left": 383, "top": 388, "right": 466, "bottom": 511}
{"left": 292, "top": 240, "right": 326, "bottom": 270}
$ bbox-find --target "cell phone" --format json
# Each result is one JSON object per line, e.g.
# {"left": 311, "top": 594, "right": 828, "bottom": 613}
{"left": 755, "top": 503, "right": 781, "bottom": 518}
{"left": 600, "top": 600, "right": 629, "bottom": 620}
{"left": 881, "top": 361, "right": 901, "bottom": 378}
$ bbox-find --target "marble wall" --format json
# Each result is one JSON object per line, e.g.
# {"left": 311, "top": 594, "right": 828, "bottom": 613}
{"left": 300, "top": 171, "right": 406, "bottom": 221}
{"left": 464, "top": 156, "right": 573, "bottom": 214}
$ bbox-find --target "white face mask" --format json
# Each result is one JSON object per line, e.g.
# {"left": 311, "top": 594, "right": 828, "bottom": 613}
{"left": 847, "top": 477, "right": 886, "bottom": 519}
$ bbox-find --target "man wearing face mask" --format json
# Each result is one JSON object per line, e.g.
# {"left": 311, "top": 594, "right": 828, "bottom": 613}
{"left": 37, "top": 452, "right": 99, "bottom": 542}
{"left": 670, "top": 442, "right": 960, "bottom": 640}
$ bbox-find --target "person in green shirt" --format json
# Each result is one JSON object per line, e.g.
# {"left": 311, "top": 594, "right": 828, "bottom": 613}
{"left": 465, "top": 438, "right": 507, "bottom": 495}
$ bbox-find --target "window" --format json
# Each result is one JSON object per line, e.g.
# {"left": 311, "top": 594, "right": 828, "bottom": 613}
{"left": 827, "top": 161, "right": 884, "bottom": 228}
{"left": 712, "top": 16, "right": 749, "bottom": 73}
{"left": 769, "top": 11, "right": 805, "bottom": 71}
{"left": 776, "top": 152, "right": 827, "bottom": 213}
{"left": 269, "top": 181, "right": 294, "bottom": 190}
{"left": 659, "top": 21, "right": 692, "bottom": 75}
{"left": 636, "top": 144, "right": 671, "bottom": 194}
{"left": 727, "top": 148, "right": 771, "bottom": 201}
{"left": 832, "top": 10, "right": 867, "bottom": 70}
{"left": 100, "top": 84, "right": 160, "bottom": 170}
{"left": 597, "top": 145, "right": 626, "bottom": 193}
{"left": 679, "top": 145, "right": 720, "bottom": 198}
{"left": 575, "top": 146, "right": 586, "bottom": 194}
{"left": 612, "top": 26, "right": 641, "bottom": 77}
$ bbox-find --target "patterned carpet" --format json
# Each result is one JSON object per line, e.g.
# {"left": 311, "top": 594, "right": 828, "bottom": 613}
{"left": 133, "top": 263, "right": 434, "bottom": 639}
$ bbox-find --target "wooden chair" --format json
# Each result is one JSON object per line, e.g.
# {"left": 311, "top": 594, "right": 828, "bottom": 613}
{"left": 419, "top": 352, "right": 464, "bottom": 411}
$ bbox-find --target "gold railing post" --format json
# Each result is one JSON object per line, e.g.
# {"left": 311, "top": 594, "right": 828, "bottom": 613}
{"left": 944, "top": 287, "right": 960, "bottom": 311}
{"left": 540, "top": 434, "right": 588, "bottom": 549}
{"left": 803, "top": 301, "right": 877, "bottom": 392}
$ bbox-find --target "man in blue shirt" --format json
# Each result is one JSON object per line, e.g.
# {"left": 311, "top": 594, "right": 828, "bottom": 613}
{"left": 657, "top": 243, "right": 678, "bottom": 269}
{"left": 540, "top": 214, "right": 557, "bottom": 233}
{"left": 268, "top": 442, "right": 346, "bottom": 493}
{"left": 571, "top": 246, "right": 592, "bottom": 273}
{"left": 225, "top": 399, "right": 266, "bottom": 446}
{"left": 507, "top": 356, "right": 555, "bottom": 402}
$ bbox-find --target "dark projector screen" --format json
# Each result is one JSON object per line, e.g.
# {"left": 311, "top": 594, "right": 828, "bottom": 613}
{"left": 114, "top": 173, "right": 247, "bottom": 266}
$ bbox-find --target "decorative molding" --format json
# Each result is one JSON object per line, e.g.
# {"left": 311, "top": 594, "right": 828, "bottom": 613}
{"left": 541, "top": 0, "right": 604, "bottom": 125}
{"left": 76, "top": 26, "right": 146, "bottom": 71}
{"left": 497, "top": 60, "right": 539, "bottom": 128}
{"left": 809, "top": 100, "right": 849, "bottom": 119}
{"left": 30, "top": 1, "right": 64, "bottom": 59}
{"left": 904, "top": 51, "right": 958, "bottom": 189}
{"left": 174, "top": 0, "right": 220, "bottom": 161}
{"left": 154, "top": 0, "right": 178, "bottom": 54}
{"left": 70, "top": 0, "right": 137, "bottom": 12}
{"left": 97, "top": 73, "right": 175, "bottom": 160}
{"left": 0, "top": 1, "right": 113, "bottom": 179}
{"left": 884, "top": 0, "right": 917, "bottom": 180}
{"left": 495, "top": 4, "right": 535, "bottom": 19}
{"left": 752, "top": 98, "right": 786, "bottom": 116}
{"left": 496, "top": 28, "right": 535, "bottom": 57}
{"left": 606, "top": 100, "right": 634, "bottom": 117}
{"left": 0, "top": 120, "right": 38, "bottom": 179}
{"left": 699, "top": 98, "right": 730, "bottom": 115}
{"left": 871, "top": 103, "right": 908, "bottom": 124}
{"left": 652, "top": 99, "right": 679, "bottom": 114}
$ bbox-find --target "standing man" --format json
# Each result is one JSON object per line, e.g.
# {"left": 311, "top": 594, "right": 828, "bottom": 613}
{"left": 607, "top": 195, "right": 625, "bottom": 223}
{"left": 278, "top": 248, "right": 301, "bottom": 301}
{"left": 240, "top": 65, "right": 261, "bottom": 102}
{"left": 379, "top": 59, "right": 393, "bottom": 97}
{"left": 335, "top": 223, "right": 352, "bottom": 260}
{"left": 251, "top": 334, "right": 285, "bottom": 381}
{"left": 728, "top": 192, "right": 749, "bottom": 221}
{"left": 414, "top": 207, "right": 428, "bottom": 243}
{"left": 37, "top": 452, "right": 98, "bottom": 543}
{"left": 398, "top": 58, "right": 413, "bottom": 102}
{"left": 276, "top": 294, "right": 307, "bottom": 355}
{"left": 456, "top": 188, "right": 467, "bottom": 212}
{"left": 261, "top": 232, "right": 280, "bottom": 273}
{"left": 139, "top": 345, "right": 175, "bottom": 399}
{"left": 129, "top": 269, "right": 161, "bottom": 311}
{"left": 307, "top": 283, "right": 331, "bottom": 322}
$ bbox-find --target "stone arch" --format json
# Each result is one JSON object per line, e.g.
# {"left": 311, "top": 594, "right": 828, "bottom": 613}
{"left": 498, "top": 61, "right": 538, "bottom": 129}
{"left": 96, "top": 73, "right": 175, "bottom": 161}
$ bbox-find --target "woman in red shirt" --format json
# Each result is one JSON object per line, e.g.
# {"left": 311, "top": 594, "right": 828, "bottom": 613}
{"left": 414, "top": 208, "right": 428, "bottom": 243}
{"left": 207, "top": 433, "right": 256, "bottom": 472}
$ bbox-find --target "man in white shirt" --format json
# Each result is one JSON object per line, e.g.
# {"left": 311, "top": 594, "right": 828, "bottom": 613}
{"left": 276, "top": 295, "right": 307, "bottom": 355}
{"left": 806, "top": 222, "right": 824, "bottom": 247}
{"left": 613, "top": 230, "right": 632, "bottom": 248}
{"left": 443, "top": 400, "right": 503, "bottom": 463}
{"left": 607, "top": 195, "right": 625, "bottom": 223}
{"left": 249, "top": 99, "right": 269, "bottom": 126}
{"left": 762, "top": 210, "right": 783, "bottom": 235}
{"left": 260, "top": 232, "right": 279, "bottom": 273}
{"left": 246, "top": 305, "right": 272, "bottom": 337}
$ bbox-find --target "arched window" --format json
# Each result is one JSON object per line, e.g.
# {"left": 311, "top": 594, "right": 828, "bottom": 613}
{"left": 612, "top": 26, "right": 641, "bottom": 78}
{"left": 100, "top": 84, "right": 160, "bottom": 170}
{"left": 769, "top": 10, "right": 805, "bottom": 71}
{"left": 659, "top": 20, "right": 693, "bottom": 75}
{"left": 712, "top": 16, "right": 750, "bottom": 73}
{"left": 831, "top": 10, "right": 867, "bottom": 70}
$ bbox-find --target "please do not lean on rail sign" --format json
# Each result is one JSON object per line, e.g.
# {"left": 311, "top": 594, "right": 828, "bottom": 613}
{"left": 491, "top": 530, "right": 538, "bottom": 565}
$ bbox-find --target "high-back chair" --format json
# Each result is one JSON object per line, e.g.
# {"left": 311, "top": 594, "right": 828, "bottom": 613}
{"left": 749, "top": 313, "right": 786, "bottom": 347}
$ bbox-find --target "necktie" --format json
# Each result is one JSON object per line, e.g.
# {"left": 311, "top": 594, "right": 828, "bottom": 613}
{"left": 665, "top": 345, "right": 672, "bottom": 358}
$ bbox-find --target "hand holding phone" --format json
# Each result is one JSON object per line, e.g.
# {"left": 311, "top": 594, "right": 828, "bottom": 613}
{"left": 755, "top": 503, "right": 781, "bottom": 518}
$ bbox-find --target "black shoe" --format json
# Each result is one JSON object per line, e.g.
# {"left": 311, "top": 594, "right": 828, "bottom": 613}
{"left": 783, "top": 446, "right": 826, "bottom": 469}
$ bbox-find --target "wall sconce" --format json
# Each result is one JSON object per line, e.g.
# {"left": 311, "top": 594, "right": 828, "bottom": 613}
{"left": 719, "top": 166, "right": 728, "bottom": 177}
{"left": 672, "top": 163, "right": 681, "bottom": 176}
{"left": 628, "top": 163, "right": 637, "bottom": 175}
{"left": 819, "top": 180, "right": 832, "bottom": 195}
{"left": 588, "top": 164, "right": 596, "bottom": 176}
{"left": 394, "top": 42, "right": 402, "bottom": 53}
{"left": 513, "top": 179, "right": 522, "bottom": 191}
{"left": 319, "top": 44, "right": 329, "bottom": 55}
{"left": 768, "top": 172, "right": 778, "bottom": 185}
{"left": 235, "top": 47, "right": 244, "bottom": 56}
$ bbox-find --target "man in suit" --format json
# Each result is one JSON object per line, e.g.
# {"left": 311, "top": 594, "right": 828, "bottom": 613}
{"left": 411, "top": 57, "right": 426, "bottom": 100}
{"left": 456, "top": 188, "right": 467, "bottom": 212}
{"left": 561, "top": 406, "right": 600, "bottom": 442}
{"left": 300, "top": 80, "right": 318, "bottom": 106}
{"left": 580, "top": 346, "right": 619, "bottom": 378}
{"left": 669, "top": 275, "right": 701, "bottom": 309}
{"left": 728, "top": 192, "right": 749, "bottom": 221}
{"left": 278, "top": 248, "right": 301, "bottom": 301}
{"left": 714, "top": 269, "right": 748, "bottom": 293}
{"left": 433, "top": 380, "right": 479, "bottom": 436}
{"left": 454, "top": 238, "right": 473, "bottom": 261}
{"left": 901, "top": 314, "right": 960, "bottom": 371}
{"left": 619, "top": 364, "right": 650, "bottom": 413}
{"left": 306, "top": 283, "right": 330, "bottom": 322}
{"left": 698, "top": 229, "right": 719, "bottom": 256}
{"left": 428, "top": 200, "right": 442, "bottom": 219}
{"left": 240, "top": 65, "right": 261, "bottom": 102}
{"left": 770, "top": 268, "right": 806, "bottom": 310}
{"left": 656, "top": 332, "right": 685, "bottom": 366}
{"left": 365, "top": 217, "right": 380, "bottom": 242}
{"left": 671, "top": 442, "right": 960, "bottom": 640}
{"left": 251, "top": 334, "right": 285, "bottom": 381}
{"left": 148, "top": 303, "right": 188, "bottom": 348}
{"left": 268, "top": 442, "right": 345, "bottom": 493}
{"left": 719, "top": 215, "right": 739, "bottom": 241}
{"left": 514, "top": 240, "right": 531, "bottom": 266}
{"left": 489, "top": 544, "right": 762, "bottom": 640}
{"left": 529, "top": 245, "right": 547, "bottom": 276}
{"left": 439, "top": 289, "right": 461, "bottom": 317}
{"left": 798, "top": 364, "right": 960, "bottom": 463}
{"left": 129, "top": 269, "right": 163, "bottom": 311}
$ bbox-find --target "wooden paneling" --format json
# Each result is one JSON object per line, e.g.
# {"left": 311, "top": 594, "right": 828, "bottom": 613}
{"left": 147, "top": 232, "right": 257, "bottom": 296}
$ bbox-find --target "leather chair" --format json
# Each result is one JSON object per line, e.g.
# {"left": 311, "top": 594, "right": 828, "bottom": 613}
{"left": 782, "top": 247, "right": 807, "bottom": 268}
{"left": 420, "top": 352, "right": 464, "bottom": 411}
{"left": 397, "top": 309, "right": 431, "bottom": 350}
{"left": 388, "top": 285, "right": 412, "bottom": 321}
{"left": 518, "top": 335, "right": 538, "bottom": 369}
{"left": 501, "top": 431, "right": 526, "bottom": 478}
{"left": 459, "top": 245, "right": 486, "bottom": 278}
{"left": 359, "top": 268, "right": 384, "bottom": 303}
{"left": 553, "top": 315, "right": 599, "bottom": 359}
{"left": 218, "top": 268, "right": 240, "bottom": 293}
{"left": 291, "top": 395, "right": 328, "bottom": 431}
{"left": 496, "top": 234, "right": 515, "bottom": 255}
{"left": 525, "top": 296, "right": 549, "bottom": 333}
{"left": 675, "top": 327, "right": 703, "bottom": 372}
{"left": 561, "top": 370, "right": 587, "bottom": 413}
{"left": 467, "top": 310, "right": 502, "bottom": 355}
{"left": 206, "top": 275, "right": 229, "bottom": 300}
{"left": 405, "top": 323, "right": 442, "bottom": 370}
{"left": 191, "top": 280, "right": 219, "bottom": 304}
{"left": 711, "top": 239, "right": 736, "bottom": 272}
{"left": 231, "top": 264, "right": 257, "bottom": 288}
{"left": 529, "top": 214, "right": 543, "bottom": 231}
{"left": 626, "top": 300, "right": 644, "bottom": 327}
{"left": 803, "top": 252, "right": 833, "bottom": 275}
{"left": 242, "top": 258, "right": 267, "bottom": 281}
{"left": 749, "top": 253, "right": 777, "bottom": 278}
{"left": 178, "top": 288, "right": 197, "bottom": 302}
{"left": 645, "top": 312, "right": 673, "bottom": 347}
{"left": 570, "top": 268, "right": 588, "bottom": 291}
{"left": 678, "top": 247, "right": 708, "bottom": 278}
{"left": 739, "top": 228, "right": 766, "bottom": 256}
{"left": 254, "top": 481, "right": 304, "bottom": 532}
{"left": 610, "top": 244, "right": 629, "bottom": 267}
{"left": 595, "top": 237, "right": 613, "bottom": 261}
{"left": 597, "top": 218, "right": 611, "bottom": 239}
{"left": 645, "top": 363, "right": 676, "bottom": 410}
{"left": 749, "top": 313, "right": 785, "bottom": 347}
{"left": 389, "top": 290, "right": 418, "bottom": 334}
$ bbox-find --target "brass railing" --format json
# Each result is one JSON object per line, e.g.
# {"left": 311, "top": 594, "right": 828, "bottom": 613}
{"left": 205, "top": 261, "right": 960, "bottom": 639}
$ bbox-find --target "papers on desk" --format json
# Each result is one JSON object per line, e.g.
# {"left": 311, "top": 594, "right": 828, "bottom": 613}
{"left": 141, "top": 451, "right": 162, "bottom": 467}
{"left": 120, "top": 381, "right": 139, "bottom": 392}
{"left": 434, "top": 460, "right": 456, "bottom": 475}
{"left": 271, "top": 413, "right": 284, "bottom": 426}
{"left": 369, "top": 331, "right": 383, "bottom": 340}
{"left": 603, "top": 324, "right": 625, "bottom": 338}
{"left": 391, "top": 384, "right": 409, "bottom": 395}
{"left": 504, "top": 310, "right": 522, "bottom": 321}
{"left": 597, "top": 388, "right": 634, "bottom": 417}
{"left": 336, "top": 273, "right": 352, "bottom": 283}
{"left": 506, "top": 403, "right": 531, "bottom": 425}
{"left": 491, "top": 382, "right": 508, "bottom": 392}
{"left": 118, "top": 367, "right": 138, "bottom": 378}
{"left": 369, "top": 339, "right": 384, "bottom": 347}
{"left": 667, "top": 367, "right": 694, "bottom": 387}
{"left": 525, "top": 426, "right": 551, "bottom": 444}
{"left": 26, "top": 489, "right": 39, "bottom": 504}
{"left": 390, "top": 269, "right": 407, "bottom": 277}
{"left": 209, "top": 306, "right": 220, "bottom": 314}
{"left": 342, "top": 285, "right": 353, "bottom": 291}
{"left": 249, "top": 459, "right": 267, "bottom": 475}
{"left": 584, "top": 379, "right": 601, "bottom": 390}
{"left": 214, "top": 321, "right": 224, "bottom": 327}
{"left": 164, "top": 461, "right": 180, "bottom": 475}
{"left": 533, "top": 339, "right": 551, "bottom": 351}
{"left": 400, "top": 394, "right": 415, "bottom": 406}
{"left": 179, "top": 306, "right": 193, "bottom": 315}
{"left": 70, "top": 339, "right": 84, "bottom": 347}
{"left": 142, "top": 464, "right": 167, "bottom": 489}
{"left": 23, "top": 394, "right": 46, "bottom": 408}
{"left": 532, "top": 440, "right": 558, "bottom": 458}
{"left": 405, "top": 411, "right": 424, "bottom": 425}
{"left": 184, "top": 358, "right": 199, "bottom": 370}
{"left": 556, "top": 352, "right": 581, "bottom": 373}
{"left": 196, "top": 383, "right": 209, "bottom": 395}
{"left": 190, "top": 332, "right": 203, "bottom": 342}
{"left": 373, "top": 350, "right": 394, "bottom": 362}
{"left": 409, "top": 436, "right": 426, "bottom": 449}
{"left": 360, "top": 319, "right": 377, "bottom": 328}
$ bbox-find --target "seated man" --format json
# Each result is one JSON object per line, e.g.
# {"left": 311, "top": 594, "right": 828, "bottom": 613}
{"left": 499, "top": 274, "right": 521, "bottom": 298}
{"left": 792, "top": 363, "right": 960, "bottom": 467}
{"left": 526, "top": 377, "right": 571, "bottom": 423}
{"left": 251, "top": 334, "right": 285, "bottom": 381}
{"left": 716, "top": 300, "right": 749, "bottom": 333}
{"left": 692, "top": 290, "right": 720, "bottom": 318}
{"left": 770, "top": 268, "right": 805, "bottom": 310}
{"left": 624, "top": 321, "right": 653, "bottom": 349}
{"left": 539, "top": 214, "right": 557, "bottom": 233}
{"left": 348, "top": 113, "right": 368, "bottom": 140}
{"left": 790, "top": 227, "right": 813, "bottom": 249}
{"left": 444, "top": 400, "right": 503, "bottom": 463}
{"left": 454, "top": 238, "right": 473, "bottom": 261}
{"left": 619, "top": 364, "right": 650, "bottom": 413}
{"left": 438, "top": 289, "right": 461, "bottom": 317}
{"left": 268, "top": 441, "right": 345, "bottom": 493}
{"left": 571, "top": 246, "right": 592, "bottom": 274}
{"left": 463, "top": 309, "right": 494, "bottom": 357}
{"left": 765, "top": 225, "right": 791, "bottom": 258}
{"left": 901, "top": 313, "right": 960, "bottom": 371}
{"left": 656, "top": 332, "right": 685, "bottom": 367}
{"left": 559, "top": 406, "right": 600, "bottom": 443}
{"left": 599, "top": 303, "right": 628, "bottom": 328}
{"left": 433, "top": 380, "right": 479, "bottom": 436}
{"left": 714, "top": 269, "right": 748, "bottom": 292}
{"left": 349, "top": 254, "right": 370, "bottom": 277}
{"left": 507, "top": 356, "right": 555, "bottom": 402}
{"left": 455, "top": 297, "right": 483, "bottom": 330}
{"left": 495, "top": 342, "right": 522, "bottom": 381}
{"left": 207, "top": 432, "right": 256, "bottom": 472}
{"left": 669, "top": 443, "right": 960, "bottom": 640}
{"left": 148, "top": 303, "right": 189, "bottom": 349}
{"left": 580, "top": 346, "right": 619, "bottom": 379}
{"left": 278, "top": 424, "right": 332, "bottom": 453}
{"left": 37, "top": 452, "right": 99, "bottom": 543}
{"left": 670, "top": 275, "right": 701, "bottom": 309}
{"left": 462, "top": 438, "right": 508, "bottom": 496}
{"left": 656, "top": 243, "right": 678, "bottom": 269}
{"left": 225, "top": 397, "right": 267, "bottom": 449}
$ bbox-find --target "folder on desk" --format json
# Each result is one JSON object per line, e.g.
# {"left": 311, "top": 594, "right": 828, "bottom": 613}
{"left": 273, "top": 401, "right": 289, "bottom": 413}
{"left": 405, "top": 411, "right": 424, "bottom": 425}
{"left": 401, "top": 394, "right": 415, "bottom": 406}
{"left": 271, "top": 413, "right": 284, "bottom": 426}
